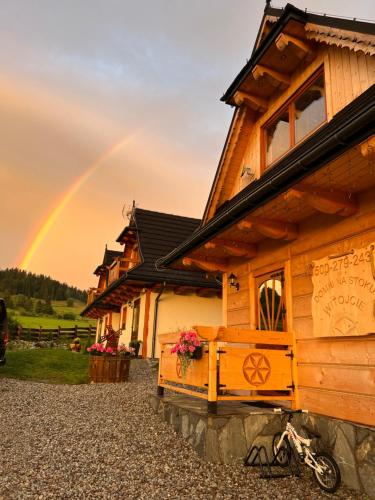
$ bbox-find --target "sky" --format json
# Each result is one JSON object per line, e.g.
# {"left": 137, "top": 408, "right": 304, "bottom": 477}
{"left": 0, "top": 0, "right": 374, "bottom": 290}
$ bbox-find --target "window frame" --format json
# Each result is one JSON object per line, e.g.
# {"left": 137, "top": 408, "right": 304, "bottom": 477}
{"left": 261, "top": 67, "right": 327, "bottom": 171}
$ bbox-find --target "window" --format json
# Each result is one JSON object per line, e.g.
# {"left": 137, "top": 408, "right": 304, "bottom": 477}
{"left": 256, "top": 270, "right": 286, "bottom": 332}
{"left": 264, "top": 70, "right": 326, "bottom": 167}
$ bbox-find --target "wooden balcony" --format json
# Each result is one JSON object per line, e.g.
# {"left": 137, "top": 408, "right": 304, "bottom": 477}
{"left": 107, "top": 258, "right": 128, "bottom": 285}
{"left": 87, "top": 288, "right": 102, "bottom": 305}
{"left": 157, "top": 326, "right": 298, "bottom": 413}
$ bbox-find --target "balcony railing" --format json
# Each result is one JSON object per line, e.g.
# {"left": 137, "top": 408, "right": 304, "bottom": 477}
{"left": 87, "top": 288, "right": 101, "bottom": 305}
{"left": 157, "top": 326, "right": 298, "bottom": 413}
{"left": 107, "top": 258, "right": 129, "bottom": 285}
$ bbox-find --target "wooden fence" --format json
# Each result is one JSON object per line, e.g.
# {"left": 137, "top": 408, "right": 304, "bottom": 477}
{"left": 157, "top": 325, "right": 298, "bottom": 413}
{"left": 12, "top": 325, "right": 96, "bottom": 342}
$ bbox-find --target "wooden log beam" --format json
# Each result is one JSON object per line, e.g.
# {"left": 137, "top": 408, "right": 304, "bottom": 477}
{"left": 196, "top": 288, "right": 221, "bottom": 298}
{"left": 252, "top": 64, "right": 290, "bottom": 87}
{"left": 237, "top": 217, "right": 298, "bottom": 240}
{"left": 182, "top": 256, "right": 228, "bottom": 273}
{"left": 233, "top": 90, "right": 268, "bottom": 112}
{"left": 173, "top": 286, "right": 193, "bottom": 296}
{"left": 204, "top": 239, "right": 257, "bottom": 258}
{"left": 360, "top": 136, "right": 375, "bottom": 160}
{"left": 275, "top": 32, "right": 315, "bottom": 61}
{"left": 285, "top": 185, "right": 358, "bottom": 216}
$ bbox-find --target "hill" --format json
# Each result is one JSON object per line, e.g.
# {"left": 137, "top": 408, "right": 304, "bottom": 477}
{"left": 0, "top": 268, "right": 87, "bottom": 302}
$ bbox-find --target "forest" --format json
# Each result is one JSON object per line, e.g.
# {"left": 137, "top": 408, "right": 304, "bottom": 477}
{"left": 0, "top": 268, "right": 87, "bottom": 302}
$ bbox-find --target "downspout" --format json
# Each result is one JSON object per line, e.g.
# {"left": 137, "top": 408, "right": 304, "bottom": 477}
{"left": 151, "top": 281, "right": 166, "bottom": 359}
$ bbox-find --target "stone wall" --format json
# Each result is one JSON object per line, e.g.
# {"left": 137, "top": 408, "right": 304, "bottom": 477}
{"left": 150, "top": 395, "right": 375, "bottom": 498}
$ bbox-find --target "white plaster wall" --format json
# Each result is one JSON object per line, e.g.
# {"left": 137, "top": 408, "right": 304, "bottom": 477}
{"left": 113, "top": 291, "right": 222, "bottom": 359}
{"left": 118, "top": 292, "right": 147, "bottom": 347}
{"left": 147, "top": 292, "right": 222, "bottom": 358}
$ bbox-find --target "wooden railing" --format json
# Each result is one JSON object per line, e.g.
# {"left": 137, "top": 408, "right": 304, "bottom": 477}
{"left": 108, "top": 258, "right": 128, "bottom": 285}
{"left": 157, "top": 326, "right": 299, "bottom": 413}
{"left": 13, "top": 325, "right": 95, "bottom": 342}
{"left": 87, "top": 288, "right": 102, "bottom": 305}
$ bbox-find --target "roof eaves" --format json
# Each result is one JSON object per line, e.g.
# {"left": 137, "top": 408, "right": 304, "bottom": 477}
{"left": 221, "top": 3, "right": 307, "bottom": 104}
{"left": 158, "top": 84, "right": 375, "bottom": 268}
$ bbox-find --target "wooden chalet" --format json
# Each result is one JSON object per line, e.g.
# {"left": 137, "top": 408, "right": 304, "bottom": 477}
{"left": 82, "top": 208, "right": 222, "bottom": 357}
{"left": 157, "top": 2, "right": 375, "bottom": 430}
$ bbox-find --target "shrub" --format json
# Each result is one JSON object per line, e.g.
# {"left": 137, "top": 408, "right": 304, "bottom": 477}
{"left": 63, "top": 312, "right": 76, "bottom": 320}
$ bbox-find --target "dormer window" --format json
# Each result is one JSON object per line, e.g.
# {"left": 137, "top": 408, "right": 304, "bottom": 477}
{"left": 263, "top": 69, "right": 326, "bottom": 168}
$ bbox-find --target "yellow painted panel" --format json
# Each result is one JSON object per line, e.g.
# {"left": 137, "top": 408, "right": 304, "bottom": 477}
{"left": 219, "top": 347, "right": 292, "bottom": 390}
{"left": 159, "top": 348, "right": 209, "bottom": 388}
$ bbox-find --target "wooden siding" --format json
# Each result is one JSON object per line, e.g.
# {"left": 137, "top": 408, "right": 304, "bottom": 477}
{"left": 225, "top": 190, "right": 375, "bottom": 426}
{"left": 229, "top": 45, "right": 375, "bottom": 199}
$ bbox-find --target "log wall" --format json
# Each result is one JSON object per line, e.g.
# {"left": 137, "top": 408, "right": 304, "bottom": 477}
{"left": 230, "top": 45, "right": 375, "bottom": 198}
{"left": 226, "top": 189, "right": 375, "bottom": 426}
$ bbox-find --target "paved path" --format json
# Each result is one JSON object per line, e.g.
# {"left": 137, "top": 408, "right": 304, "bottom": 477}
{"left": 0, "top": 361, "right": 360, "bottom": 499}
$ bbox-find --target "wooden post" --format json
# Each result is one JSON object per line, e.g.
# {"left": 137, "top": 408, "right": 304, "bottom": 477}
{"left": 285, "top": 258, "right": 300, "bottom": 409}
{"left": 156, "top": 341, "right": 164, "bottom": 396}
{"left": 142, "top": 290, "right": 151, "bottom": 357}
{"left": 207, "top": 340, "right": 218, "bottom": 413}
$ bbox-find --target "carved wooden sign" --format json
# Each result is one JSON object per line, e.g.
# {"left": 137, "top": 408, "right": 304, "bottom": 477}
{"left": 312, "top": 244, "right": 375, "bottom": 337}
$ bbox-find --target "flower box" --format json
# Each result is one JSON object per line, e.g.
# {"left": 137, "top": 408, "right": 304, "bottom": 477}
{"left": 89, "top": 356, "right": 130, "bottom": 383}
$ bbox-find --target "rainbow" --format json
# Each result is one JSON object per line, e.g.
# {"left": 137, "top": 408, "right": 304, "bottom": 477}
{"left": 18, "top": 134, "right": 135, "bottom": 270}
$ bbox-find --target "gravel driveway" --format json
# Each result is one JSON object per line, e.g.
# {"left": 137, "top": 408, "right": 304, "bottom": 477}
{"left": 0, "top": 360, "right": 360, "bottom": 499}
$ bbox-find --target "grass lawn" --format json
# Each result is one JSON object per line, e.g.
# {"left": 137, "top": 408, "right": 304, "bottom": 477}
{"left": 0, "top": 349, "right": 89, "bottom": 384}
{"left": 12, "top": 315, "right": 95, "bottom": 329}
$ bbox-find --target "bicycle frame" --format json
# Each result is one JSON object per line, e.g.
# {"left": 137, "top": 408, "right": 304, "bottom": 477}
{"left": 275, "top": 422, "right": 325, "bottom": 475}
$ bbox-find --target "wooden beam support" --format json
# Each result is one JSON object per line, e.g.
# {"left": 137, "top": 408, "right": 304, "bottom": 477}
{"left": 285, "top": 185, "right": 358, "bottom": 216}
{"left": 196, "top": 288, "right": 221, "bottom": 298}
{"left": 252, "top": 64, "right": 290, "bottom": 87}
{"left": 204, "top": 239, "right": 257, "bottom": 258}
{"left": 237, "top": 217, "right": 298, "bottom": 241}
{"left": 233, "top": 90, "right": 268, "bottom": 112}
{"left": 182, "top": 256, "right": 228, "bottom": 273}
{"left": 275, "top": 32, "right": 315, "bottom": 61}
{"left": 173, "top": 286, "right": 193, "bottom": 296}
{"left": 360, "top": 136, "right": 375, "bottom": 160}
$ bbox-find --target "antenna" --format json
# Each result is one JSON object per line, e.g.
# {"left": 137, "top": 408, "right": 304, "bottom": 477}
{"left": 121, "top": 200, "right": 137, "bottom": 221}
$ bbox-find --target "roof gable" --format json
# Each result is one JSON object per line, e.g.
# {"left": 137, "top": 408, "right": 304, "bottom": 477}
{"left": 202, "top": 3, "right": 375, "bottom": 224}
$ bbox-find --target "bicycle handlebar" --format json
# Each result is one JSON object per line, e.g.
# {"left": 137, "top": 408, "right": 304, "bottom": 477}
{"left": 274, "top": 408, "right": 308, "bottom": 414}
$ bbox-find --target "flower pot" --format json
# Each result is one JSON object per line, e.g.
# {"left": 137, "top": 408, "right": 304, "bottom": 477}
{"left": 191, "top": 345, "right": 203, "bottom": 360}
{"left": 89, "top": 356, "right": 130, "bottom": 383}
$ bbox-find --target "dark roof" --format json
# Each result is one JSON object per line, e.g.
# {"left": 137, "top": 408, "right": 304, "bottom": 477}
{"left": 222, "top": 3, "right": 375, "bottom": 104}
{"left": 83, "top": 209, "right": 221, "bottom": 315}
{"left": 158, "top": 83, "right": 375, "bottom": 268}
{"left": 127, "top": 208, "right": 218, "bottom": 286}
{"left": 93, "top": 248, "right": 123, "bottom": 275}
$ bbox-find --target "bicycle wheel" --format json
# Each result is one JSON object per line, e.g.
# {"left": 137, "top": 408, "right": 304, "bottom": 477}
{"left": 272, "top": 432, "right": 291, "bottom": 467}
{"left": 313, "top": 452, "right": 341, "bottom": 493}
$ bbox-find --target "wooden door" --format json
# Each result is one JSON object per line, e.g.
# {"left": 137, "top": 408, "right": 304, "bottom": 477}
{"left": 256, "top": 270, "right": 286, "bottom": 331}
{"left": 131, "top": 299, "right": 141, "bottom": 341}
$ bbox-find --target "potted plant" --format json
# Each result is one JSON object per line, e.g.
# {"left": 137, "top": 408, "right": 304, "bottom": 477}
{"left": 171, "top": 330, "right": 203, "bottom": 378}
{"left": 87, "top": 342, "right": 134, "bottom": 383}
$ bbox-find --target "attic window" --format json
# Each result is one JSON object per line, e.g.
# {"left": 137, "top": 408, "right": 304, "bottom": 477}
{"left": 264, "top": 69, "right": 326, "bottom": 168}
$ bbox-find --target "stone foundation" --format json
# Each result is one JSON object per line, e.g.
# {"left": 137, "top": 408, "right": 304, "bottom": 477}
{"left": 150, "top": 394, "right": 375, "bottom": 498}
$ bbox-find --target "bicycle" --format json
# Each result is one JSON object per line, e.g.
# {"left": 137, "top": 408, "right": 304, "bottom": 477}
{"left": 272, "top": 408, "right": 341, "bottom": 493}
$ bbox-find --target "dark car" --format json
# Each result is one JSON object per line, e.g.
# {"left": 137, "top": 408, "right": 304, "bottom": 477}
{"left": 0, "top": 299, "right": 8, "bottom": 365}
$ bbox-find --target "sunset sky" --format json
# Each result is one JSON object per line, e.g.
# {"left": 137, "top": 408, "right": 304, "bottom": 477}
{"left": 1, "top": 0, "right": 373, "bottom": 290}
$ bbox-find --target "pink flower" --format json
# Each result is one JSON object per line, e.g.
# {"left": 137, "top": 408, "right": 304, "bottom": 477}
{"left": 179, "top": 344, "right": 187, "bottom": 353}
{"left": 188, "top": 345, "right": 195, "bottom": 353}
{"left": 193, "top": 339, "right": 201, "bottom": 347}
{"left": 106, "top": 347, "right": 114, "bottom": 353}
